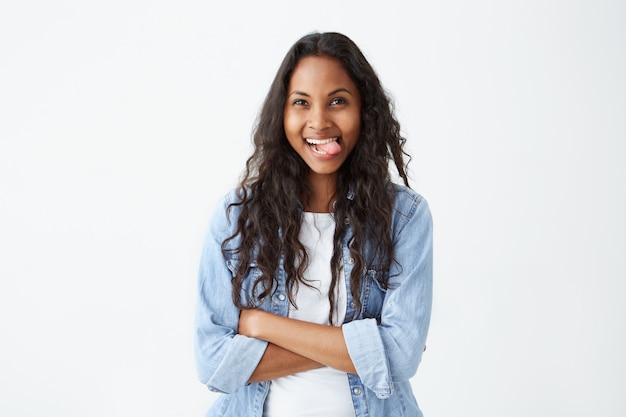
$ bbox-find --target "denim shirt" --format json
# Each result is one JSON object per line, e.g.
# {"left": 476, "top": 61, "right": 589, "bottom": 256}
{"left": 195, "top": 184, "right": 433, "bottom": 417}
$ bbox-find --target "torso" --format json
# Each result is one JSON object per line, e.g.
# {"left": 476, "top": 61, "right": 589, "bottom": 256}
{"left": 262, "top": 212, "right": 355, "bottom": 417}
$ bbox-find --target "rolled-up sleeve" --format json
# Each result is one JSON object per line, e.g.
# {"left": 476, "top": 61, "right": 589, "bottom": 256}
{"left": 343, "top": 191, "right": 433, "bottom": 398}
{"left": 194, "top": 193, "right": 268, "bottom": 394}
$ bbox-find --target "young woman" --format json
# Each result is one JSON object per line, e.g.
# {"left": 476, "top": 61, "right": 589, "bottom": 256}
{"left": 195, "top": 32, "right": 433, "bottom": 417}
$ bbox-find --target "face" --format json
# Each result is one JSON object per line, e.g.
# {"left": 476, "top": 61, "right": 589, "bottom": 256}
{"left": 284, "top": 55, "right": 362, "bottom": 185}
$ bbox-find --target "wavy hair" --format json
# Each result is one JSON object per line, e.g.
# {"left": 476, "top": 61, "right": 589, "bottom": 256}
{"left": 223, "top": 32, "right": 411, "bottom": 324}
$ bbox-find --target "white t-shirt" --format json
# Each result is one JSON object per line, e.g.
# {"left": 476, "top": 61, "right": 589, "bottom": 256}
{"left": 262, "top": 212, "right": 355, "bottom": 417}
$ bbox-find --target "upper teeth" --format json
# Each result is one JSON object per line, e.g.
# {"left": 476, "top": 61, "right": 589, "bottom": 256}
{"left": 306, "top": 137, "right": 338, "bottom": 145}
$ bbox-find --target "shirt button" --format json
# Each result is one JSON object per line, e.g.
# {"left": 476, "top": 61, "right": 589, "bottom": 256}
{"left": 350, "top": 301, "right": 356, "bottom": 308}
{"left": 353, "top": 387, "right": 362, "bottom": 395}
{"left": 343, "top": 217, "right": 350, "bottom": 224}
{"left": 277, "top": 293, "right": 286, "bottom": 301}
{"left": 348, "top": 258, "right": 355, "bottom": 264}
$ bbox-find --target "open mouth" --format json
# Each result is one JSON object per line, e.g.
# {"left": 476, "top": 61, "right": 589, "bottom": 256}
{"left": 305, "top": 137, "right": 341, "bottom": 155}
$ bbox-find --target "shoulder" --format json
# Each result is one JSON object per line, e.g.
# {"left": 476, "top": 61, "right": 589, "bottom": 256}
{"left": 208, "top": 187, "right": 246, "bottom": 238}
{"left": 389, "top": 183, "right": 430, "bottom": 219}
{"left": 386, "top": 183, "right": 433, "bottom": 238}
{"left": 215, "top": 187, "right": 249, "bottom": 214}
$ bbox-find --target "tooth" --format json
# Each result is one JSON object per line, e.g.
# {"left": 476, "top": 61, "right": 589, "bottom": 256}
{"left": 306, "top": 137, "right": 338, "bottom": 145}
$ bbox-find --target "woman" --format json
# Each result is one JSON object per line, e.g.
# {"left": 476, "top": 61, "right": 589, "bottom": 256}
{"left": 195, "top": 32, "right": 433, "bottom": 417}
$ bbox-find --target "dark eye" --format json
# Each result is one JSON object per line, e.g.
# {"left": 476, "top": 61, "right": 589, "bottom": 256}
{"left": 330, "top": 97, "right": 346, "bottom": 105}
{"left": 293, "top": 99, "right": 308, "bottom": 106}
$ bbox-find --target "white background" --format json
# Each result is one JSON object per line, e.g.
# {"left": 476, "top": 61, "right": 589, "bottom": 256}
{"left": 1, "top": 1, "right": 624, "bottom": 416}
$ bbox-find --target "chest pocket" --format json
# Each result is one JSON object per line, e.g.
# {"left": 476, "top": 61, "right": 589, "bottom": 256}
{"left": 225, "top": 256, "right": 267, "bottom": 306}
{"left": 361, "top": 268, "right": 387, "bottom": 324}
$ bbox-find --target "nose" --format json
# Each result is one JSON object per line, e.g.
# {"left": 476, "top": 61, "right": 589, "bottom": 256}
{"left": 307, "top": 105, "right": 331, "bottom": 130}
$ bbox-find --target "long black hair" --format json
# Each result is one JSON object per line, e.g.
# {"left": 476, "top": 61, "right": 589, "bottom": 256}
{"left": 223, "top": 32, "right": 410, "bottom": 323}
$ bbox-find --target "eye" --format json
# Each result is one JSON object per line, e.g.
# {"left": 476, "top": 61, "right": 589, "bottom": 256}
{"left": 292, "top": 99, "right": 308, "bottom": 106}
{"left": 330, "top": 97, "right": 347, "bottom": 106}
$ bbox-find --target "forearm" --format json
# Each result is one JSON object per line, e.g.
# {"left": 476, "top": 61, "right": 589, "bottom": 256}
{"left": 248, "top": 343, "right": 323, "bottom": 382}
{"left": 240, "top": 309, "right": 357, "bottom": 374}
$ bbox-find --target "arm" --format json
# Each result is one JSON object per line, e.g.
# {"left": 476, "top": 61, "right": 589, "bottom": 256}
{"left": 194, "top": 193, "right": 269, "bottom": 394}
{"left": 246, "top": 343, "right": 323, "bottom": 382}
{"left": 342, "top": 190, "right": 433, "bottom": 398}
{"left": 239, "top": 309, "right": 357, "bottom": 374}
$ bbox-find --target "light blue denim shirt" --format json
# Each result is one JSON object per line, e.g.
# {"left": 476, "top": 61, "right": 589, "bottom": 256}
{"left": 195, "top": 184, "right": 433, "bottom": 417}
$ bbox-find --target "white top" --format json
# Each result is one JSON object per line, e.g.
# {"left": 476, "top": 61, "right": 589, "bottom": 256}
{"left": 263, "top": 212, "right": 355, "bottom": 417}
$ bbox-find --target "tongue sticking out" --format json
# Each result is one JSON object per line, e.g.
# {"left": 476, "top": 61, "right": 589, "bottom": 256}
{"left": 315, "top": 140, "right": 341, "bottom": 155}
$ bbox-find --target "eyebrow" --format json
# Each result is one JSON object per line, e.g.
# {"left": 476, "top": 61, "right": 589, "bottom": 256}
{"left": 288, "top": 88, "right": 354, "bottom": 97}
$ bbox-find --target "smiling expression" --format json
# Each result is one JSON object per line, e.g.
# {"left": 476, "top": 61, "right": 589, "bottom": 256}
{"left": 284, "top": 55, "right": 362, "bottom": 185}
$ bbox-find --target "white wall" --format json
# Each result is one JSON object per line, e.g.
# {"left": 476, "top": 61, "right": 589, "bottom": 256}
{"left": 1, "top": 1, "right": 624, "bottom": 416}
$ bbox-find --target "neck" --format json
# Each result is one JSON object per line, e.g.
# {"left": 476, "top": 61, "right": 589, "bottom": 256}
{"left": 304, "top": 173, "right": 337, "bottom": 213}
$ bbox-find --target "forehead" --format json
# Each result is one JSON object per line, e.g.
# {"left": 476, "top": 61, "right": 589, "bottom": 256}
{"left": 288, "top": 55, "right": 357, "bottom": 91}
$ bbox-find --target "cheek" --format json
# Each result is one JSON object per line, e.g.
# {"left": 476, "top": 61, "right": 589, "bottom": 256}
{"left": 354, "top": 119, "right": 362, "bottom": 136}
{"left": 350, "top": 106, "right": 361, "bottom": 126}
{"left": 283, "top": 112, "right": 300, "bottom": 136}
{"left": 283, "top": 117, "right": 302, "bottom": 150}
{"left": 345, "top": 112, "right": 362, "bottom": 138}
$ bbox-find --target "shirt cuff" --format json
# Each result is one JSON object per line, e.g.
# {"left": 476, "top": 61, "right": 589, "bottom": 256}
{"left": 206, "top": 334, "right": 268, "bottom": 393}
{"left": 342, "top": 318, "right": 393, "bottom": 399}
